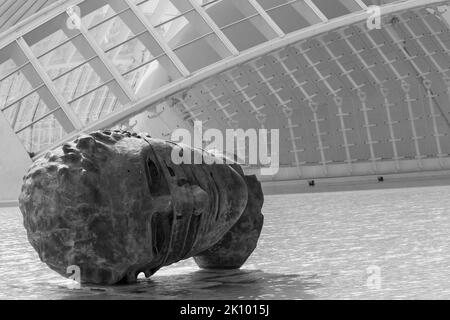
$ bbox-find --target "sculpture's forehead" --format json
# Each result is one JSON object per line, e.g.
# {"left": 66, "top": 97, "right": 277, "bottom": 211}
{"left": 67, "top": 132, "right": 150, "bottom": 167}
{"left": 77, "top": 134, "right": 175, "bottom": 194}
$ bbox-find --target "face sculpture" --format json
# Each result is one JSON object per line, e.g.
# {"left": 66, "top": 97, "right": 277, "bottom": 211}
{"left": 19, "top": 130, "right": 263, "bottom": 285}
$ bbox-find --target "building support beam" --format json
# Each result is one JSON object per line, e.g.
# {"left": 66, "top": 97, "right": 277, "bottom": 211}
{"left": 123, "top": 0, "right": 191, "bottom": 77}
{"left": 246, "top": 0, "right": 285, "bottom": 38}
{"left": 16, "top": 38, "right": 82, "bottom": 132}
{"left": 187, "top": 0, "right": 239, "bottom": 55}
{"left": 304, "top": 0, "right": 328, "bottom": 22}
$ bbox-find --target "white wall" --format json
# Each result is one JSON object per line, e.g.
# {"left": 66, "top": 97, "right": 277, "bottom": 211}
{"left": 0, "top": 112, "right": 32, "bottom": 205}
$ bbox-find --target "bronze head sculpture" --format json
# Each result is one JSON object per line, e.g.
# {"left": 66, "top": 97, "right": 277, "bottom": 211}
{"left": 19, "top": 130, "right": 264, "bottom": 285}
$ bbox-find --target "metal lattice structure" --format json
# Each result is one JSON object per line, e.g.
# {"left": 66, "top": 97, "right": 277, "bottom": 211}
{"left": 1, "top": 0, "right": 450, "bottom": 181}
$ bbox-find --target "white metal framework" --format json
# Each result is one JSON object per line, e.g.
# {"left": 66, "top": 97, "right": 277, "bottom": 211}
{"left": 1, "top": 0, "right": 450, "bottom": 181}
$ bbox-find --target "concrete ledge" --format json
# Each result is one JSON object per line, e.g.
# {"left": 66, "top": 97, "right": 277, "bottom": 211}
{"left": 262, "top": 171, "right": 450, "bottom": 195}
{"left": 0, "top": 200, "right": 19, "bottom": 208}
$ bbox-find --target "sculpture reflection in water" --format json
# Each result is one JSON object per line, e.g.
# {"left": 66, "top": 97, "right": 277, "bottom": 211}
{"left": 19, "top": 130, "right": 264, "bottom": 285}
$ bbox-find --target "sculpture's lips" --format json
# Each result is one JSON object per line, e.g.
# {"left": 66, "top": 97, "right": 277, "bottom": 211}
{"left": 19, "top": 130, "right": 249, "bottom": 284}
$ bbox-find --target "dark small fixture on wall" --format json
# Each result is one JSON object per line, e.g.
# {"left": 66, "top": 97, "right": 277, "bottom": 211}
{"left": 308, "top": 180, "right": 316, "bottom": 187}
{"left": 378, "top": 176, "right": 384, "bottom": 183}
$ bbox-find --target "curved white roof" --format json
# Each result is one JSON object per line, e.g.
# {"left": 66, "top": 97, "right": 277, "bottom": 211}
{"left": 1, "top": 0, "right": 450, "bottom": 181}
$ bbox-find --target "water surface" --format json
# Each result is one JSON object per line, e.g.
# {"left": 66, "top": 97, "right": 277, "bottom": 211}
{"left": 2, "top": 185, "right": 450, "bottom": 299}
